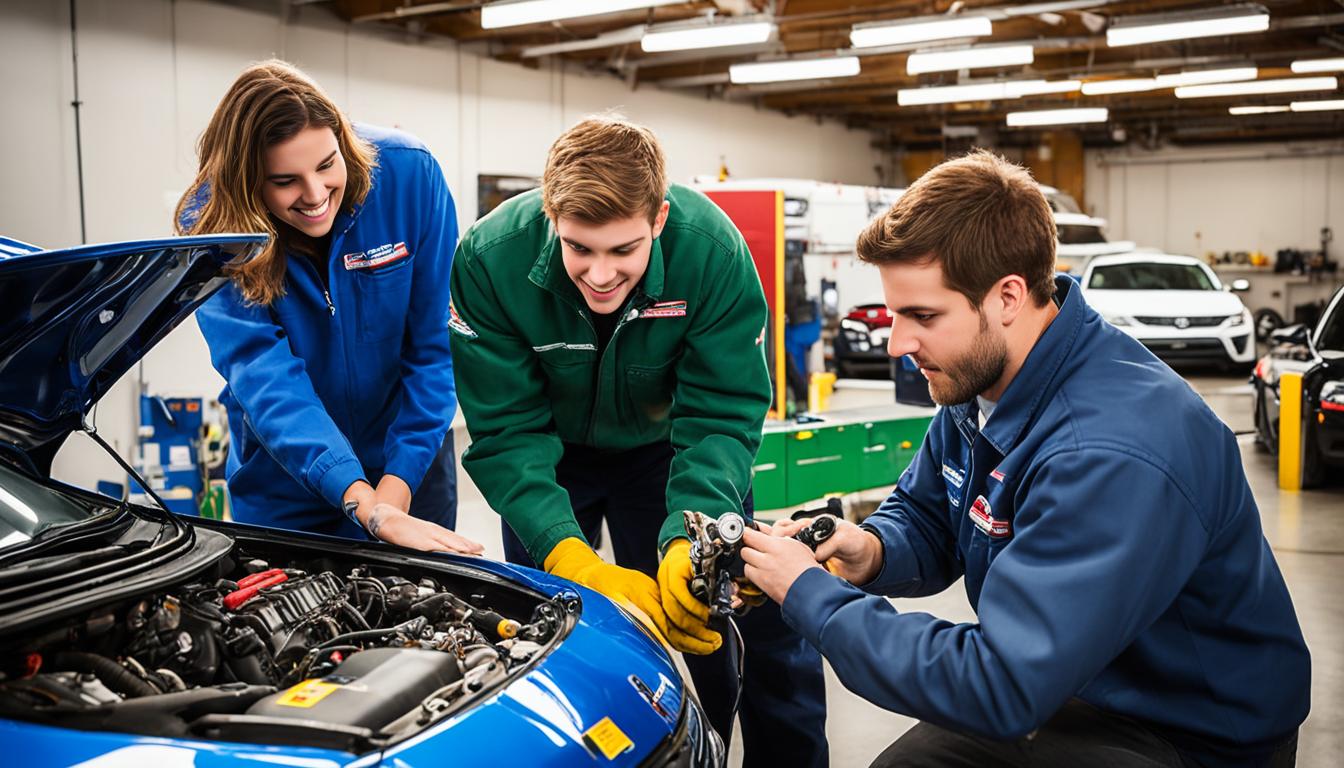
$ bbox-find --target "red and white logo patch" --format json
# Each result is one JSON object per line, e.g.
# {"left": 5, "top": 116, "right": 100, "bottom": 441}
{"left": 638, "top": 299, "right": 688, "bottom": 319}
{"left": 989, "top": 469, "right": 1006, "bottom": 482}
{"left": 343, "top": 241, "right": 409, "bottom": 270}
{"left": 969, "top": 495, "right": 1011, "bottom": 538}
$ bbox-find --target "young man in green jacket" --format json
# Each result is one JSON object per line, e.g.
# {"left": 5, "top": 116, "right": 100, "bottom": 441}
{"left": 448, "top": 116, "right": 827, "bottom": 766}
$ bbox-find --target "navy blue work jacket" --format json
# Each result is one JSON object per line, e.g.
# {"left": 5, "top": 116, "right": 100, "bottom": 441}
{"left": 782, "top": 277, "right": 1310, "bottom": 767}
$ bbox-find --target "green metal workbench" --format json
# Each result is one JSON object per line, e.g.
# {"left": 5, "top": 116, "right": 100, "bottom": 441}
{"left": 752, "top": 403, "right": 937, "bottom": 511}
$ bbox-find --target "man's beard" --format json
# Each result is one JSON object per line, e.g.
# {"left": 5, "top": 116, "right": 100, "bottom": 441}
{"left": 920, "top": 313, "right": 1008, "bottom": 406}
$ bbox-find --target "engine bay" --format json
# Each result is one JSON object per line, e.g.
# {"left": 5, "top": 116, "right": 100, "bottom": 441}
{"left": 0, "top": 540, "right": 571, "bottom": 753}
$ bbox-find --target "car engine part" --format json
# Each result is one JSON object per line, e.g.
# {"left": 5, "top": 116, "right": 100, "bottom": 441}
{"left": 0, "top": 550, "right": 569, "bottom": 752}
{"left": 684, "top": 503, "right": 842, "bottom": 617}
{"left": 685, "top": 511, "right": 750, "bottom": 618}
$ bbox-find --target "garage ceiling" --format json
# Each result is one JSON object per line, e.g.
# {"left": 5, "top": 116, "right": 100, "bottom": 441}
{"left": 327, "top": 1, "right": 1344, "bottom": 148}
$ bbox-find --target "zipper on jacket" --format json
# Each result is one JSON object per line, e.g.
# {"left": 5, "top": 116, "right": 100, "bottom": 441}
{"left": 582, "top": 295, "right": 646, "bottom": 443}
{"left": 323, "top": 289, "right": 335, "bottom": 316}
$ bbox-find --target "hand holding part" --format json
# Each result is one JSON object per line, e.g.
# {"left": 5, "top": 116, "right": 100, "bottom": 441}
{"left": 805, "top": 517, "right": 884, "bottom": 585}
{"left": 740, "top": 525, "right": 826, "bottom": 604}
{"left": 544, "top": 538, "right": 669, "bottom": 640}
{"left": 656, "top": 540, "right": 723, "bottom": 655}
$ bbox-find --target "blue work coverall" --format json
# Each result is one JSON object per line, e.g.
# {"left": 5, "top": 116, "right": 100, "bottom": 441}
{"left": 782, "top": 276, "right": 1310, "bottom": 767}
{"left": 191, "top": 125, "right": 459, "bottom": 537}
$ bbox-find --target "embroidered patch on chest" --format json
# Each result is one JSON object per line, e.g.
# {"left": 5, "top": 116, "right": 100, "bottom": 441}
{"left": 941, "top": 463, "right": 965, "bottom": 488}
{"left": 969, "top": 495, "right": 1011, "bottom": 538}
{"left": 989, "top": 468, "right": 1006, "bottom": 482}
{"left": 343, "top": 241, "right": 409, "bottom": 270}
{"left": 638, "top": 300, "right": 687, "bottom": 319}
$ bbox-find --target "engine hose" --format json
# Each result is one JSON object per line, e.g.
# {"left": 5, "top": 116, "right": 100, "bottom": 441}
{"left": 339, "top": 600, "right": 371, "bottom": 631}
{"left": 50, "top": 652, "right": 158, "bottom": 699}
{"left": 313, "top": 616, "right": 428, "bottom": 652}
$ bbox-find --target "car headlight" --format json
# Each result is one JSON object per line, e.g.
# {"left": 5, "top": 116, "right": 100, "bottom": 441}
{"left": 1322, "top": 380, "right": 1344, "bottom": 414}
{"left": 1227, "top": 311, "right": 1249, "bottom": 328}
{"left": 1103, "top": 314, "right": 1132, "bottom": 327}
{"left": 840, "top": 318, "right": 871, "bottom": 343}
{"left": 641, "top": 689, "right": 724, "bottom": 768}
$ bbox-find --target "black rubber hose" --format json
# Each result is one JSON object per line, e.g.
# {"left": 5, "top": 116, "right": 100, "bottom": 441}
{"left": 50, "top": 652, "right": 158, "bottom": 699}
{"left": 313, "top": 616, "right": 428, "bottom": 652}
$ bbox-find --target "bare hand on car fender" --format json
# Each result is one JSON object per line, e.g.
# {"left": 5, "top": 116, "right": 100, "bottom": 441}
{"left": 365, "top": 502, "right": 485, "bottom": 555}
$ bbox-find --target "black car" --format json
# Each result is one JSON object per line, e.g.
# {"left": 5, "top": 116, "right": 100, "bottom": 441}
{"left": 832, "top": 304, "right": 892, "bottom": 378}
{"left": 1251, "top": 284, "right": 1344, "bottom": 486}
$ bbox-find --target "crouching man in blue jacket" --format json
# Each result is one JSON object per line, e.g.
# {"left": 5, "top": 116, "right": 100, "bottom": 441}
{"left": 741, "top": 150, "right": 1310, "bottom": 768}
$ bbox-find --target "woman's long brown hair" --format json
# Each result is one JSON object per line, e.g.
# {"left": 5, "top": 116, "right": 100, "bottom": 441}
{"left": 175, "top": 60, "right": 376, "bottom": 305}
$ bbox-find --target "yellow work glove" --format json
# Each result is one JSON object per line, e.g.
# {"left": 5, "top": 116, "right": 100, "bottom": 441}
{"left": 656, "top": 539, "right": 723, "bottom": 655}
{"left": 544, "top": 538, "right": 668, "bottom": 637}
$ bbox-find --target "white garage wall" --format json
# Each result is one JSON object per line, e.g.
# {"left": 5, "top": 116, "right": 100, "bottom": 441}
{"left": 0, "top": 0, "right": 883, "bottom": 491}
{"left": 1084, "top": 141, "right": 1344, "bottom": 258}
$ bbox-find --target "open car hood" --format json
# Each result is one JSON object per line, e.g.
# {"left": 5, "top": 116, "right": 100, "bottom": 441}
{"left": 0, "top": 234, "right": 265, "bottom": 471}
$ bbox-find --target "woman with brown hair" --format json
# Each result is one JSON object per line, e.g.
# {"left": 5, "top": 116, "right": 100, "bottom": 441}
{"left": 177, "top": 60, "right": 480, "bottom": 554}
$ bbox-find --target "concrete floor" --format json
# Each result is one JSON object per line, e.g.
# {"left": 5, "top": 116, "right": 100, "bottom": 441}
{"left": 449, "top": 370, "right": 1342, "bottom": 767}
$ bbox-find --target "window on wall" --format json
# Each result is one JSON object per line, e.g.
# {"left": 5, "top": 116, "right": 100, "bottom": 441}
{"left": 477, "top": 175, "right": 538, "bottom": 220}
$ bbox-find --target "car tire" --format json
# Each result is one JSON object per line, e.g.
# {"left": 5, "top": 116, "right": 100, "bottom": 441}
{"left": 1302, "top": 418, "right": 1325, "bottom": 488}
{"left": 1254, "top": 308, "right": 1284, "bottom": 341}
{"left": 1252, "top": 386, "right": 1272, "bottom": 454}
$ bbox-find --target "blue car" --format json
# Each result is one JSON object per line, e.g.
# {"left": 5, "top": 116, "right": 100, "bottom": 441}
{"left": 0, "top": 234, "right": 722, "bottom": 767}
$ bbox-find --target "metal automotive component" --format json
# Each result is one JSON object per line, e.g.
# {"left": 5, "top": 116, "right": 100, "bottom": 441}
{"left": 684, "top": 504, "right": 843, "bottom": 617}
{"left": 684, "top": 511, "right": 758, "bottom": 618}
{"left": 793, "top": 515, "right": 837, "bottom": 552}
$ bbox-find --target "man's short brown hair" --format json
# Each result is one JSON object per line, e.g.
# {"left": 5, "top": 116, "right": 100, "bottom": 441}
{"left": 857, "top": 150, "right": 1057, "bottom": 307}
{"left": 542, "top": 115, "right": 668, "bottom": 224}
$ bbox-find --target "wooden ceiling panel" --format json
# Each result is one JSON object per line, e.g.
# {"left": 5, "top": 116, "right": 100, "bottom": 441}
{"left": 327, "top": 0, "right": 1344, "bottom": 147}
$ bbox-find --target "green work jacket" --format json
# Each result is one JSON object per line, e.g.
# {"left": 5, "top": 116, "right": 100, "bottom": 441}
{"left": 448, "top": 184, "right": 770, "bottom": 562}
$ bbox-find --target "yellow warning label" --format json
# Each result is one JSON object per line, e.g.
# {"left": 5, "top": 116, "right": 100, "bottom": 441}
{"left": 583, "top": 716, "right": 634, "bottom": 760}
{"left": 276, "top": 679, "right": 340, "bottom": 708}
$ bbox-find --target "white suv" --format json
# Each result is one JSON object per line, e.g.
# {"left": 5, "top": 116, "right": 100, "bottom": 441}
{"left": 1082, "top": 253, "right": 1255, "bottom": 368}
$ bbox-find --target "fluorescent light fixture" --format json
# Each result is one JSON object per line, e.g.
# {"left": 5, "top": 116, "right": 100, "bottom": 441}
{"left": 1291, "top": 99, "right": 1344, "bottom": 112}
{"left": 481, "top": 0, "right": 680, "bottom": 29}
{"left": 1081, "top": 78, "right": 1160, "bottom": 95}
{"left": 729, "top": 56, "right": 861, "bottom": 85}
{"left": 1106, "top": 4, "right": 1269, "bottom": 47}
{"left": 851, "top": 16, "right": 992, "bottom": 48}
{"left": 907, "top": 44, "right": 1034, "bottom": 75}
{"left": 1229, "top": 105, "right": 1289, "bottom": 115}
{"left": 523, "top": 25, "right": 645, "bottom": 57}
{"left": 1292, "top": 58, "right": 1344, "bottom": 74}
{"left": 1175, "top": 76, "right": 1338, "bottom": 99}
{"left": 1155, "top": 66, "right": 1258, "bottom": 87}
{"left": 897, "top": 79, "right": 1081, "bottom": 106}
{"left": 898, "top": 82, "right": 1009, "bottom": 106}
{"left": 641, "top": 20, "right": 774, "bottom": 52}
{"left": 1006, "top": 108, "right": 1108, "bottom": 127}
{"left": 1004, "top": 79, "right": 1082, "bottom": 97}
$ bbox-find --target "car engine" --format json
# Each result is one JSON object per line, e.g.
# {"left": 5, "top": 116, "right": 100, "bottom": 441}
{"left": 0, "top": 550, "right": 569, "bottom": 752}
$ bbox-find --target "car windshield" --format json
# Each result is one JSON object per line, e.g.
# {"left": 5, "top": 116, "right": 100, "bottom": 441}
{"left": 1045, "top": 191, "right": 1083, "bottom": 214}
{"left": 1318, "top": 299, "right": 1344, "bottom": 352}
{"left": 0, "top": 462, "right": 103, "bottom": 549}
{"left": 1058, "top": 225, "right": 1107, "bottom": 245}
{"left": 1088, "top": 263, "right": 1214, "bottom": 291}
